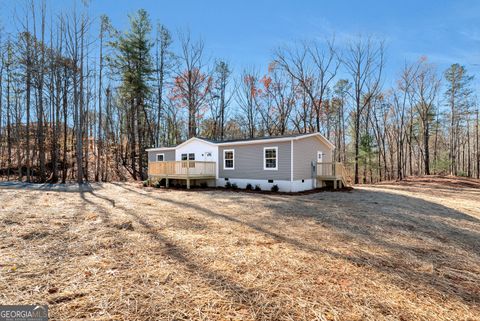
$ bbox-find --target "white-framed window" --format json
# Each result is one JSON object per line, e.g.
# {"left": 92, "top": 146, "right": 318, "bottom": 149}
{"left": 317, "top": 151, "right": 323, "bottom": 162}
{"left": 181, "top": 153, "right": 195, "bottom": 161}
{"left": 223, "top": 149, "right": 234, "bottom": 170}
{"left": 264, "top": 146, "right": 278, "bottom": 170}
{"left": 156, "top": 153, "right": 165, "bottom": 162}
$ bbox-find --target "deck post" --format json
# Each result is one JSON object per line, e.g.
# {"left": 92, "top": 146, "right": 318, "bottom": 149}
{"left": 166, "top": 178, "right": 169, "bottom": 188}
{"left": 186, "top": 178, "right": 190, "bottom": 189}
{"left": 333, "top": 180, "right": 337, "bottom": 190}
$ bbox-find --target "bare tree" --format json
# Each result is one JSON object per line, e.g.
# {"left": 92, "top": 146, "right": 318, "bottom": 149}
{"left": 208, "top": 60, "right": 233, "bottom": 140}
{"left": 172, "top": 32, "right": 211, "bottom": 138}
{"left": 236, "top": 69, "right": 260, "bottom": 138}
{"left": 411, "top": 58, "right": 441, "bottom": 175}
{"left": 343, "top": 37, "right": 384, "bottom": 183}
{"left": 274, "top": 38, "right": 339, "bottom": 134}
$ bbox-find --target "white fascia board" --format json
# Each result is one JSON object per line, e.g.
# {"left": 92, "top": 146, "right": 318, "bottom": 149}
{"left": 217, "top": 137, "right": 294, "bottom": 146}
{"left": 294, "top": 132, "right": 336, "bottom": 150}
{"left": 216, "top": 132, "right": 335, "bottom": 149}
{"left": 176, "top": 137, "right": 217, "bottom": 149}
{"left": 146, "top": 137, "right": 217, "bottom": 152}
{"left": 145, "top": 147, "right": 176, "bottom": 152}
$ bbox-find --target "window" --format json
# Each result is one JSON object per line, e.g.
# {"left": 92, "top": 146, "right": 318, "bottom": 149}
{"left": 181, "top": 153, "right": 195, "bottom": 160}
{"left": 264, "top": 147, "right": 278, "bottom": 170}
{"left": 224, "top": 150, "right": 234, "bottom": 170}
{"left": 156, "top": 154, "right": 164, "bottom": 162}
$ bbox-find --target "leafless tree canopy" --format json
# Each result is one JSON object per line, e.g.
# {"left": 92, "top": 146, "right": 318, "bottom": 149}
{"left": 0, "top": 3, "right": 478, "bottom": 183}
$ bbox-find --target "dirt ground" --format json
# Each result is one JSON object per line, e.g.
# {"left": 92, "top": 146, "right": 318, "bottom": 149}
{"left": 0, "top": 177, "right": 479, "bottom": 320}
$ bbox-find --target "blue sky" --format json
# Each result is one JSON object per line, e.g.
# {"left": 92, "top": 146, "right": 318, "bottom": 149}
{"left": 1, "top": 0, "right": 479, "bottom": 87}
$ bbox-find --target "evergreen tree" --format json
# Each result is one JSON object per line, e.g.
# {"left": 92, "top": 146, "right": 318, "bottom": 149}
{"left": 112, "top": 9, "right": 154, "bottom": 179}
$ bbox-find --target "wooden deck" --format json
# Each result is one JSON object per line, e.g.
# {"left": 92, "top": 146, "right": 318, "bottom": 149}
{"left": 148, "top": 161, "right": 216, "bottom": 189}
{"left": 317, "top": 162, "right": 350, "bottom": 188}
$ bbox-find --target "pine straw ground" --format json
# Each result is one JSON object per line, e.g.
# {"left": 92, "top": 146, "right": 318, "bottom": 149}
{"left": 0, "top": 177, "right": 479, "bottom": 320}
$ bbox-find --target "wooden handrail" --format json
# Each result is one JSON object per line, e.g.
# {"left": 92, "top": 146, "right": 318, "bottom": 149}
{"left": 317, "top": 162, "right": 350, "bottom": 186}
{"left": 148, "top": 161, "right": 216, "bottom": 177}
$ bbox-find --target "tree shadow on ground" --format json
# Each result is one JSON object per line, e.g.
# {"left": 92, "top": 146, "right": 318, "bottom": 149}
{"left": 111, "top": 183, "right": 480, "bottom": 308}
{"left": 82, "top": 187, "right": 276, "bottom": 320}
{"left": 0, "top": 181, "right": 96, "bottom": 193}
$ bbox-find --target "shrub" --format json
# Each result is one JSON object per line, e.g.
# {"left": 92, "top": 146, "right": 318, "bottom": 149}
{"left": 245, "top": 183, "right": 253, "bottom": 191}
{"left": 231, "top": 183, "right": 238, "bottom": 190}
{"left": 271, "top": 184, "right": 279, "bottom": 192}
{"left": 154, "top": 181, "right": 161, "bottom": 188}
{"left": 225, "top": 181, "right": 232, "bottom": 189}
{"left": 142, "top": 180, "right": 149, "bottom": 187}
{"left": 254, "top": 184, "right": 262, "bottom": 191}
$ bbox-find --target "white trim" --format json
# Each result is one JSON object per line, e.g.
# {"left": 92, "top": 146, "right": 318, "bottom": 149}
{"left": 180, "top": 153, "right": 195, "bottom": 161}
{"left": 308, "top": 133, "right": 335, "bottom": 150}
{"left": 223, "top": 149, "right": 235, "bottom": 170}
{"left": 218, "top": 137, "right": 294, "bottom": 146}
{"left": 290, "top": 140, "right": 293, "bottom": 182}
{"left": 176, "top": 137, "right": 217, "bottom": 149}
{"left": 263, "top": 146, "right": 278, "bottom": 171}
{"left": 146, "top": 146, "right": 176, "bottom": 152}
{"left": 156, "top": 153, "right": 165, "bottom": 162}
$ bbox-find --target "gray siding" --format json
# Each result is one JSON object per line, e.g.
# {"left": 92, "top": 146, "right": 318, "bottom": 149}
{"left": 293, "top": 136, "right": 333, "bottom": 180}
{"left": 219, "top": 141, "right": 291, "bottom": 180}
{"left": 148, "top": 150, "right": 175, "bottom": 162}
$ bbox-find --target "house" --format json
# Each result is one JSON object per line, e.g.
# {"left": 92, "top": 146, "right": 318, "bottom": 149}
{"left": 146, "top": 132, "right": 348, "bottom": 192}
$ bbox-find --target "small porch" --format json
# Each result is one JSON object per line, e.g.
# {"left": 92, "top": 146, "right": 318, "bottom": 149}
{"left": 148, "top": 161, "right": 216, "bottom": 189}
{"left": 316, "top": 162, "right": 350, "bottom": 189}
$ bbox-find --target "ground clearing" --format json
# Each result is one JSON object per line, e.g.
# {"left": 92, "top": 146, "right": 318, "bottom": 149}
{"left": 0, "top": 177, "right": 479, "bottom": 320}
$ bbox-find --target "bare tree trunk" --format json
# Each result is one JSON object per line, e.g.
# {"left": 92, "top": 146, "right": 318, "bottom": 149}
{"left": 476, "top": 108, "right": 479, "bottom": 179}
{"left": 37, "top": 1, "right": 47, "bottom": 183}
{"left": 6, "top": 42, "right": 12, "bottom": 181}
{"left": 62, "top": 65, "right": 68, "bottom": 184}
{"left": 96, "top": 18, "right": 104, "bottom": 182}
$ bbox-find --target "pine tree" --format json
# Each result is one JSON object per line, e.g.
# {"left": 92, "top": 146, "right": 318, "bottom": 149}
{"left": 112, "top": 9, "right": 154, "bottom": 180}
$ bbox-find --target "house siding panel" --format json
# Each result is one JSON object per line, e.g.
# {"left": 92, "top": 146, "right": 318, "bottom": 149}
{"left": 218, "top": 142, "right": 291, "bottom": 180}
{"left": 148, "top": 150, "right": 175, "bottom": 162}
{"left": 293, "top": 136, "right": 333, "bottom": 180}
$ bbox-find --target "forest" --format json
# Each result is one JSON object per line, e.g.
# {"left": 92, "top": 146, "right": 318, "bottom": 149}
{"left": 0, "top": 1, "right": 478, "bottom": 184}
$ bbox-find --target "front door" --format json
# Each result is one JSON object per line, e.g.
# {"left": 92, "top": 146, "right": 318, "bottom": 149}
{"left": 317, "top": 151, "right": 324, "bottom": 176}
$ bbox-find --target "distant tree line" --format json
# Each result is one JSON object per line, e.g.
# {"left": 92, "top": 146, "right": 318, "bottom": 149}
{"left": 0, "top": 1, "right": 478, "bottom": 183}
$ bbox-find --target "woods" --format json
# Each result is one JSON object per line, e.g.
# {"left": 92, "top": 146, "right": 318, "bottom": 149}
{"left": 0, "top": 2, "right": 478, "bottom": 183}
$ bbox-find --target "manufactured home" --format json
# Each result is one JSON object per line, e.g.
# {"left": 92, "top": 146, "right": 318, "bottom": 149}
{"left": 146, "top": 132, "right": 348, "bottom": 192}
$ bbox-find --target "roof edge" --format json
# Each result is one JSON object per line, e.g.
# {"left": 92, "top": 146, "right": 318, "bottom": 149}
{"left": 147, "top": 133, "right": 335, "bottom": 150}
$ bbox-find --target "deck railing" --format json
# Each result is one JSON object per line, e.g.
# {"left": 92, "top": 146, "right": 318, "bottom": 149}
{"left": 316, "top": 162, "right": 351, "bottom": 186}
{"left": 316, "top": 162, "right": 343, "bottom": 177}
{"left": 148, "top": 161, "right": 216, "bottom": 178}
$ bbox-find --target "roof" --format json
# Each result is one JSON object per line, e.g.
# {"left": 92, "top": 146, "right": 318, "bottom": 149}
{"left": 208, "top": 133, "right": 315, "bottom": 144}
{"left": 146, "top": 132, "right": 335, "bottom": 151}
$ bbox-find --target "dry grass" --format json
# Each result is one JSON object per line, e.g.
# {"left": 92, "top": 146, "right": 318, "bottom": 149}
{"left": 0, "top": 177, "right": 479, "bottom": 320}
